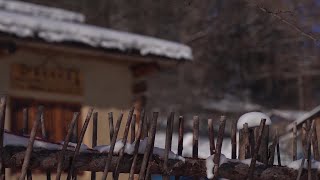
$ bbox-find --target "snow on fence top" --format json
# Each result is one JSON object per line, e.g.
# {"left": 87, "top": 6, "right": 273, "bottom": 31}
{"left": 0, "top": 0, "right": 85, "bottom": 23}
{"left": 237, "top": 112, "right": 271, "bottom": 129}
{"left": 4, "top": 130, "right": 92, "bottom": 152}
{"left": 0, "top": 2, "right": 193, "bottom": 60}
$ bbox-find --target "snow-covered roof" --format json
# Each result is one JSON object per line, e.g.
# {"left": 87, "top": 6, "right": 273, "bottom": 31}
{"left": 286, "top": 104, "right": 320, "bottom": 131}
{"left": 0, "top": 1, "right": 192, "bottom": 60}
{"left": 0, "top": 0, "right": 85, "bottom": 23}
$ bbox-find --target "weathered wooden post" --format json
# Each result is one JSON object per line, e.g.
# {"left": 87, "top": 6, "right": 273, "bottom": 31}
{"left": 237, "top": 112, "right": 271, "bottom": 164}
{"left": 239, "top": 123, "right": 250, "bottom": 160}
{"left": 255, "top": 122, "right": 269, "bottom": 164}
{"left": 248, "top": 119, "right": 266, "bottom": 180}
{"left": 0, "top": 96, "right": 7, "bottom": 180}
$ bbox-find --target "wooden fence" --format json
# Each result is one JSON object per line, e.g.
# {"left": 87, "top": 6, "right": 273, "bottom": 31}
{"left": 0, "top": 96, "right": 319, "bottom": 180}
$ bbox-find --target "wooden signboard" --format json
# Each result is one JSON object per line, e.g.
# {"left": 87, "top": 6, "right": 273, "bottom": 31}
{"left": 10, "top": 63, "right": 83, "bottom": 95}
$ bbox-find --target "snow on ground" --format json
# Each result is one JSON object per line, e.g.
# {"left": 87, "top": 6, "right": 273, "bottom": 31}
{"left": 238, "top": 158, "right": 263, "bottom": 166}
{"left": 205, "top": 154, "right": 228, "bottom": 179}
{"left": 237, "top": 112, "right": 271, "bottom": 129}
{"left": 154, "top": 132, "right": 233, "bottom": 159}
{"left": 278, "top": 131, "right": 305, "bottom": 166}
{"left": 288, "top": 159, "right": 320, "bottom": 170}
{"left": 94, "top": 140, "right": 125, "bottom": 154}
{"left": 94, "top": 138, "right": 185, "bottom": 161}
{"left": 204, "top": 155, "right": 266, "bottom": 179}
{"left": 59, "top": 141, "right": 91, "bottom": 152}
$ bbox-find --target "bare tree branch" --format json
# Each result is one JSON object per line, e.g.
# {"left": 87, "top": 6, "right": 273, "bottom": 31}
{"left": 249, "top": 2, "right": 318, "bottom": 42}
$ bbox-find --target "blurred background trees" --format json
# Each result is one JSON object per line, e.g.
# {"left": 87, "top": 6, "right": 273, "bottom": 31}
{"left": 22, "top": 0, "right": 320, "bottom": 116}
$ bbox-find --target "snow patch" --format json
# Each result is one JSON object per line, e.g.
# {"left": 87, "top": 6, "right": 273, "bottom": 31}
{"left": 287, "top": 159, "right": 320, "bottom": 170}
{"left": 153, "top": 147, "right": 185, "bottom": 162}
{"left": 240, "top": 158, "right": 263, "bottom": 166}
{"left": 205, "top": 154, "right": 228, "bottom": 179}
{"left": 237, "top": 112, "right": 271, "bottom": 129}
{"left": 94, "top": 140, "right": 125, "bottom": 154}
{"left": 4, "top": 131, "right": 61, "bottom": 150}
{"left": 60, "top": 141, "right": 90, "bottom": 152}
{"left": 93, "top": 138, "right": 185, "bottom": 161}
{"left": 136, "top": 138, "right": 184, "bottom": 160}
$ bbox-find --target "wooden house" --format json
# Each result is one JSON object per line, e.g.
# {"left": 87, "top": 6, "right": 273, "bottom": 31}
{"left": 0, "top": 0, "right": 192, "bottom": 179}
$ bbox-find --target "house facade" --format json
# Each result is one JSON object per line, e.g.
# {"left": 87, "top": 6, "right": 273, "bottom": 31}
{"left": 0, "top": 0, "right": 192, "bottom": 179}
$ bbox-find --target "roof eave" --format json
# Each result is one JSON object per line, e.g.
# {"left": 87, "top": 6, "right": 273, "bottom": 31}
{"left": 0, "top": 35, "right": 191, "bottom": 67}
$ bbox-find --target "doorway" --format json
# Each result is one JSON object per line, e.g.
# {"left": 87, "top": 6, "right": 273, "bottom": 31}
{"left": 10, "top": 97, "right": 81, "bottom": 142}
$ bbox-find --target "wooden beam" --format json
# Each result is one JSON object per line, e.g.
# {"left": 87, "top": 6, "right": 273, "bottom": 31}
{"left": 0, "top": 36, "right": 184, "bottom": 67}
{"left": 1, "top": 146, "right": 319, "bottom": 180}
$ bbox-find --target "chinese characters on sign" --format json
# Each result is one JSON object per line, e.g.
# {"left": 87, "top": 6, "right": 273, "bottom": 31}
{"left": 11, "top": 63, "right": 83, "bottom": 95}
